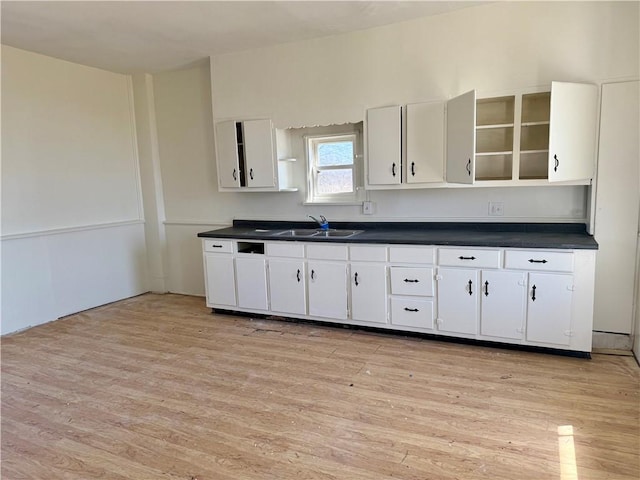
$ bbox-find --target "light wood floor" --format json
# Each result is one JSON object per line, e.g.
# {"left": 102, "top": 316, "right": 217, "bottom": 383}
{"left": 2, "top": 294, "right": 638, "bottom": 480}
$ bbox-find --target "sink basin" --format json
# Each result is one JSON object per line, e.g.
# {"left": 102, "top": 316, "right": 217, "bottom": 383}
{"left": 273, "top": 229, "right": 319, "bottom": 237}
{"left": 313, "top": 230, "right": 363, "bottom": 238}
{"left": 273, "top": 229, "right": 362, "bottom": 238}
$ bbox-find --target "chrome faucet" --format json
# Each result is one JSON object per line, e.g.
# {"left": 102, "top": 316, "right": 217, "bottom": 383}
{"left": 308, "top": 215, "right": 329, "bottom": 230}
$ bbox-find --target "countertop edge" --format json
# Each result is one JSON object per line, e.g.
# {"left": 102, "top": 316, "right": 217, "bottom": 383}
{"left": 196, "top": 221, "right": 599, "bottom": 250}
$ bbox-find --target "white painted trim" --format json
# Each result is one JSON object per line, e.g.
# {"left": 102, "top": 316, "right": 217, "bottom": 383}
{"left": 1, "top": 220, "right": 145, "bottom": 241}
{"left": 164, "top": 220, "right": 229, "bottom": 227}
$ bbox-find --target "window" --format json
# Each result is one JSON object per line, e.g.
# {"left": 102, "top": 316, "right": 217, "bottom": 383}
{"left": 306, "top": 133, "right": 361, "bottom": 203}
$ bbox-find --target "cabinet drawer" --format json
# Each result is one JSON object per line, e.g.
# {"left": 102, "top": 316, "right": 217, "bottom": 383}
{"left": 204, "top": 239, "right": 233, "bottom": 253}
{"left": 266, "top": 242, "right": 305, "bottom": 258}
{"left": 350, "top": 246, "right": 387, "bottom": 262}
{"left": 389, "top": 246, "right": 435, "bottom": 264}
{"left": 390, "top": 267, "right": 434, "bottom": 296}
{"left": 390, "top": 298, "right": 434, "bottom": 329}
{"left": 504, "top": 250, "right": 574, "bottom": 272}
{"left": 438, "top": 248, "right": 500, "bottom": 268}
{"left": 306, "top": 244, "right": 348, "bottom": 261}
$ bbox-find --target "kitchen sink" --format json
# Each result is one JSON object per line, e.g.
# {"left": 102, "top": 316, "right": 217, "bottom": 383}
{"left": 273, "top": 229, "right": 362, "bottom": 238}
{"left": 273, "top": 229, "right": 320, "bottom": 237}
{"left": 313, "top": 230, "right": 363, "bottom": 238}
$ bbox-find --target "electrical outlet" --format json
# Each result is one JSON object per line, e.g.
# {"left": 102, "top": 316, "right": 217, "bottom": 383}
{"left": 489, "top": 201, "right": 504, "bottom": 216}
{"left": 362, "top": 201, "right": 374, "bottom": 215}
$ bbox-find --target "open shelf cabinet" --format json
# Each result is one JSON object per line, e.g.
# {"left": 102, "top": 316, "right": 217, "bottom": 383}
{"left": 446, "top": 82, "right": 597, "bottom": 185}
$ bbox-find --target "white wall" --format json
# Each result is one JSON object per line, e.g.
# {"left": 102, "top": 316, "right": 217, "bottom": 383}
{"left": 211, "top": 1, "right": 639, "bottom": 128}
{"left": 153, "top": 1, "right": 638, "bottom": 313}
{"left": 593, "top": 81, "right": 640, "bottom": 334}
{"left": 1, "top": 46, "right": 148, "bottom": 335}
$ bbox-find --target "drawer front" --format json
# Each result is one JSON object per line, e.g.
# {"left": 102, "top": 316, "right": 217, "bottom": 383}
{"left": 204, "top": 239, "right": 233, "bottom": 253}
{"left": 390, "top": 267, "right": 434, "bottom": 296}
{"left": 389, "top": 246, "right": 435, "bottom": 264}
{"left": 266, "top": 242, "right": 305, "bottom": 258}
{"left": 306, "top": 244, "right": 348, "bottom": 261}
{"left": 504, "top": 250, "right": 574, "bottom": 272}
{"left": 390, "top": 298, "right": 434, "bottom": 329}
{"left": 438, "top": 248, "right": 501, "bottom": 269}
{"left": 350, "top": 246, "right": 387, "bottom": 262}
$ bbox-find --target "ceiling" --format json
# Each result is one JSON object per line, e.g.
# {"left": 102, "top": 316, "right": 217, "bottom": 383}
{"left": 1, "top": 1, "right": 483, "bottom": 74}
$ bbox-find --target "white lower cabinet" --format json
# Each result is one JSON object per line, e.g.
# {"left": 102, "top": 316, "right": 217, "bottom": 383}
{"left": 204, "top": 254, "right": 236, "bottom": 308}
{"left": 268, "top": 258, "right": 306, "bottom": 316}
{"left": 390, "top": 297, "right": 435, "bottom": 329}
{"left": 308, "top": 261, "right": 348, "bottom": 320}
{"left": 235, "top": 256, "right": 268, "bottom": 310}
{"left": 350, "top": 263, "right": 387, "bottom": 324}
{"left": 480, "top": 270, "right": 526, "bottom": 340}
{"left": 388, "top": 248, "right": 436, "bottom": 330}
{"left": 436, "top": 268, "right": 479, "bottom": 335}
{"left": 202, "top": 238, "right": 595, "bottom": 354}
{"left": 526, "top": 272, "right": 574, "bottom": 345}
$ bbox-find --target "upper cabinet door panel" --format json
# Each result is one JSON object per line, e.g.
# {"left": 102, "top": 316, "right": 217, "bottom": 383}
{"left": 215, "top": 120, "right": 241, "bottom": 188}
{"left": 548, "top": 82, "right": 598, "bottom": 182}
{"left": 243, "top": 119, "right": 276, "bottom": 188}
{"left": 367, "top": 105, "right": 402, "bottom": 185}
{"left": 446, "top": 90, "right": 476, "bottom": 184}
{"left": 406, "top": 101, "right": 445, "bottom": 184}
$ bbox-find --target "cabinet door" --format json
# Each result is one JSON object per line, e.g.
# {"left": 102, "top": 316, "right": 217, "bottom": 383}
{"left": 406, "top": 101, "right": 445, "bottom": 184}
{"left": 446, "top": 90, "right": 476, "bottom": 184}
{"left": 548, "top": 82, "right": 598, "bottom": 182}
{"left": 243, "top": 119, "right": 276, "bottom": 188}
{"left": 480, "top": 270, "right": 526, "bottom": 340}
{"left": 204, "top": 254, "right": 236, "bottom": 307}
{"left": 235, "top": 257, "right": 268, "bottom": 310}
{"left": 351, "top": 263, "right": 387, "bottom": 324}
{"left": 269, "top": 259, "right": 306, "bottom": 316}
{"left": 308, "top": 261, "right": 348, "bottom": 320}
{"left": 215, "top": 121, "right": 241, "bottom": 188}
{"left": 437, "top": 268, "right": 478, "bottom": 335}
{"left": 526, "top": 272, "right": 573, "bottom": 346}
{"left": 366, "top": 105, "right": 402, "bottom": 185}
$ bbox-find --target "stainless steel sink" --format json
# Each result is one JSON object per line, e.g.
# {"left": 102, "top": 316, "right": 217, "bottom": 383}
{"left": 312, "top": 230, "right": 363, "bottom": 238}
{"left": 273, "top": 229, "right": 320, "bottom": 237}
{"left": 273, "top": 229, "right": 362, "bottom": 238}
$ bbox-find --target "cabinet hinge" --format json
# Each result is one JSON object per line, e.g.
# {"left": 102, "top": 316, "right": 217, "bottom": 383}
{"left": 436, "top": 318, "right": 443, "bottom": 326}
{"left": 564, "top": 330, "right": 574, "bottom": 337}
{"left": 568, "top": 285, "right": 576, "bottom": 292}
{"left": 518, "top": 280, "right": 526, "bottom": 287}
{"left": 435, "top": 274, "right": 443, "bottom": 281}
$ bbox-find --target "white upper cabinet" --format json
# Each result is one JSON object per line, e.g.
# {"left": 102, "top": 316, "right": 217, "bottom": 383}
{"left": 242, "top": 119, "right": 276, "bottom": 188}
{"left": 446, "top": 90, "right": 476, "bottom": 184}
{"left": 446, "top": 82, "right": 597, "bottom": 185}
{"left": 366, "top": 105, "right": 402, "bottom": 186}
{"left": 366, "top": 103, "right": 445, "bottom": 189}
{"left": 405, "top": 102, "right": 445, "bottom": 184}
{"left": 547, "top": 82, "right": 598, "bottom": 182}
{"left": 215, "top": 120, "right": 242, "bottom": 188}
{"left": 214, "top": 118, "right": 296, "bottom": 192}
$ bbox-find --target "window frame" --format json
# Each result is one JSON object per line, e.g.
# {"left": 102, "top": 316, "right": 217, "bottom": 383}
{"left": 305, "top": 132, "right": 362, "bottom": 204}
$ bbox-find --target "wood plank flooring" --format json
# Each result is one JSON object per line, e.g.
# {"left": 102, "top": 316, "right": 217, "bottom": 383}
{"left": 2, "top": 293, "right": 638, "bottom": 480}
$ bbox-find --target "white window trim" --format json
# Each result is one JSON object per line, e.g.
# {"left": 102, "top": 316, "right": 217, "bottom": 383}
{"left": 305, "top": 131, "right": 365, "bottom": 205}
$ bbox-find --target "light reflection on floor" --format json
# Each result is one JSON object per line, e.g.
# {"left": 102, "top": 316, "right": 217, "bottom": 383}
{"left": 558, "top": 425, "right": 578, "bottom": 480}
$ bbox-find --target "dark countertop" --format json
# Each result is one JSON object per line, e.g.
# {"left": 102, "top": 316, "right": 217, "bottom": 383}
{"left": 197, "top": 220, "right": 599, "bottom": 250}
